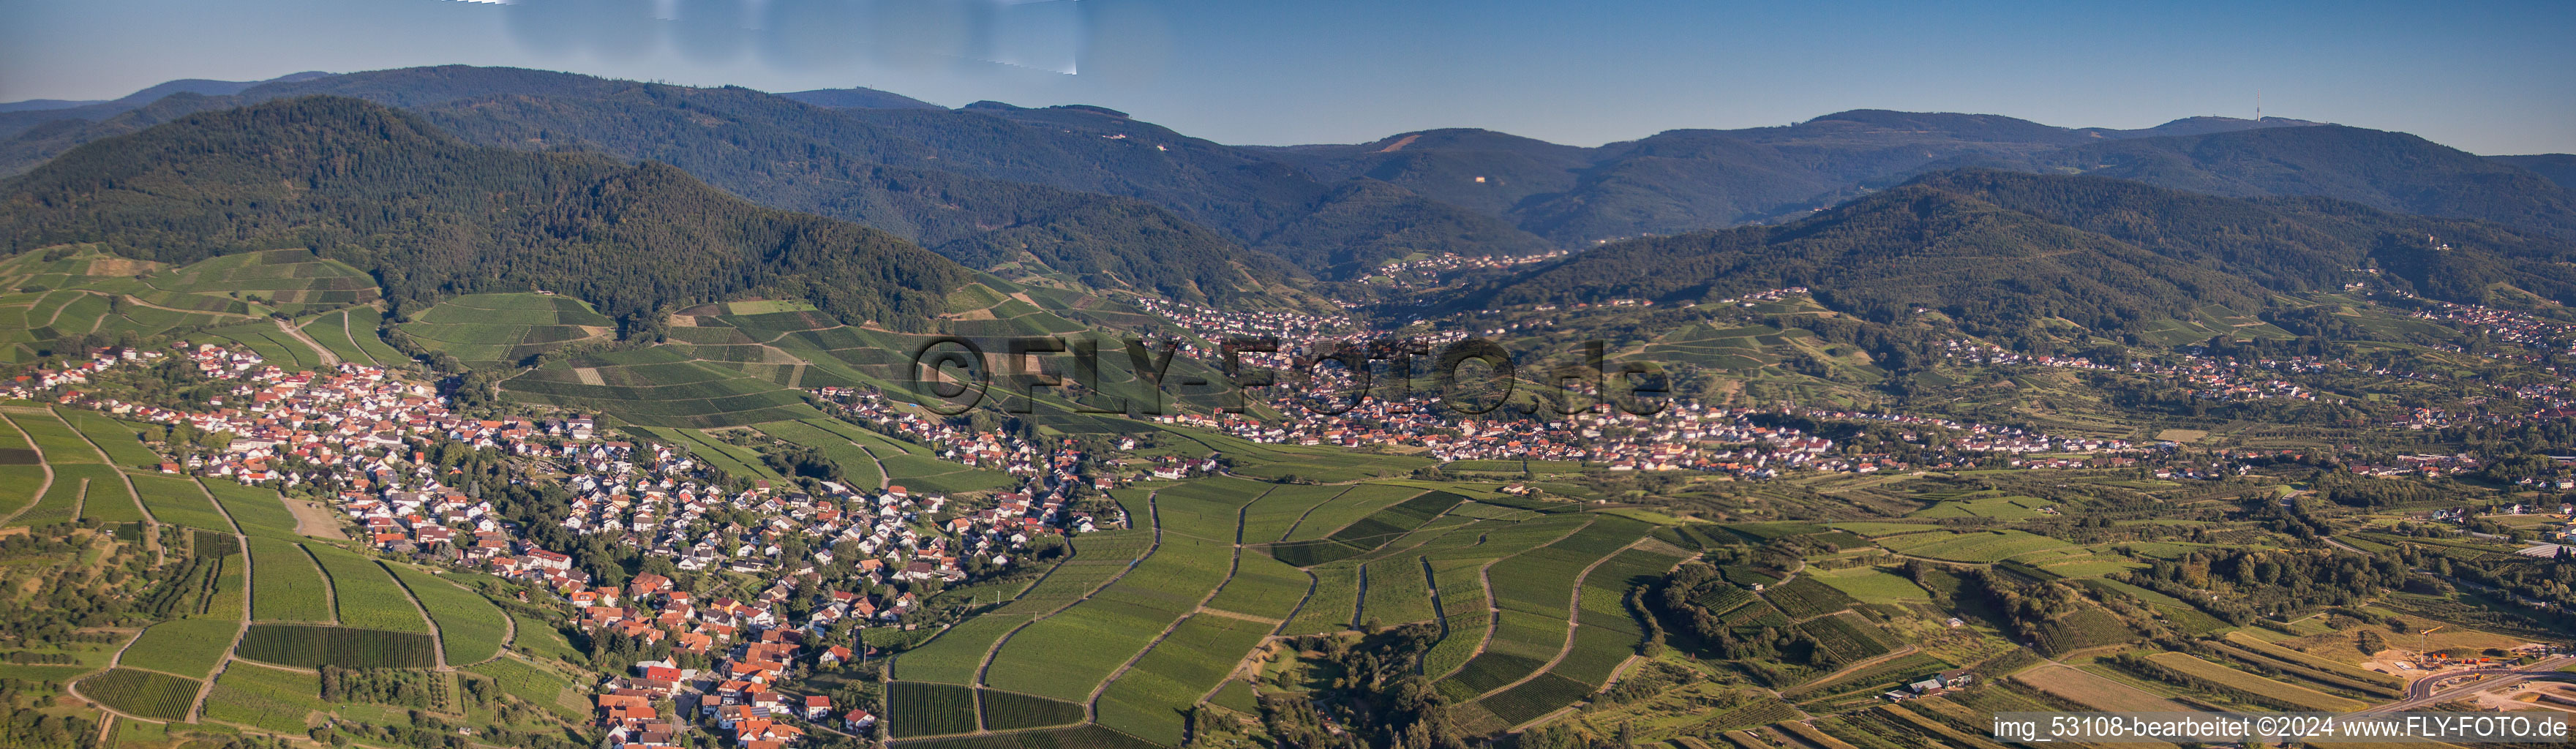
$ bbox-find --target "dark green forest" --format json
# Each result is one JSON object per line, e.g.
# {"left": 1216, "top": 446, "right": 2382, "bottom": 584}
{"left": 0, "top": 95, "right": 972, "bottom": 331}
{"left": 1462, "top": 170, "right": 2576, "bottom": 337}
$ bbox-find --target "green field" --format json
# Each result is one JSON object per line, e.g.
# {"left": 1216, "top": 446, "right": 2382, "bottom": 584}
{"left": 78, "top": 667, "right": 202, "bottom": 720}
{"left": 2144, "top": 652, "right": 2365, "bottom": 711}
{"left": 205, "top": 662, "right": 326, "bottom": 733}
{"left": 300, "top": 543, "right": 432, "bottom": 633}
{"left": 397, "top": 293, "right": 612, "bottom": 366}
{"left": 11, "top": 462, "right": 95, "bottom": 527}
{"left": 980, "top": 689, "right": 1086, "bottom": 731}
{"left": 1281, "top": 563, "right": 1360, "bottom": 636}
{"left": 895, "top": 614, "right": 1033, "bottom": 685}
{"left": 54, "top": 407, "right": 161, "bottom": 467}
{"left": 502, "top": 345, "right": 827, "bottom": 428}
{"left": 1095, "top": 614, "right": 1274, "bottom": 744}
{"left": 754, "top": 418, "right": 888, "bottom": 489}
{"left": 1809, "top": 566, "right": 1934, "bottom": 603}
{"left": 118, "top": 618, "right": 239, "bottom": 679}
{"left": 1877, "top": 529, "right": 2073, "bottom": 562}
{"left": 236, "top": 623, "right": 440, "bottom": 669}
{"left": 467, "top": 655, "right": 585, "bottom": 721}
{"left": 983, "top": 487, "right": 1242, "bottom": 701}
{"left": 887, "top": 681, "right": 980, "bottom": 737}
{"left": 246, "top": 538, "right": 334, "bottom": 622}
{"left": 383, "top": 563, "right": 511, "bottom": 664}
{"left": 201, "top": 479, "right": 298, "bottom": 536}
{"left": 129, "top": 473, "right": 232, "bottom": 532}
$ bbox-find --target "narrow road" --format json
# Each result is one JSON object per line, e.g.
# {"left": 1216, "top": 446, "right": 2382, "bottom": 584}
{"left": 2362, "top": 656, "right": 2576, "bottom": 712}
{"left": 0, "top": 410, "right": 56, "bottom": 526}
{"left": 1782, "top": 645, "right": 1923, "bottom": 699}
{"left": 380, "top": 560, "right": 454, "bottom": 671}
{"left": 1476, "top": 537, "right": 1643, "bottom": 706}
{"left": 50, "top": 407, "right": 164, "bottom": 566}
{"left": 1086, "top": 491, "right": 1247, "bottom": 710}
{"left": 181, "top": 476, "right": 255, "bottom": 723}
{"left": 297, "top": 544, "right": 342, "bottom": 625}
{"left": 1427, "top": 517, "right": 1594, "bottom": 682}
{"left": 275, "top": 317, "right": 339, "bottom": 367}
{"left": 966, "top": 490, "right": 1164, "bottom": 699}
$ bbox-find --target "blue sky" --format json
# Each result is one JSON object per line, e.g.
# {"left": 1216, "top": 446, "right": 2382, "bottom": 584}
{"left": 1, "top": 0, "right": 2569, "bottom": 154}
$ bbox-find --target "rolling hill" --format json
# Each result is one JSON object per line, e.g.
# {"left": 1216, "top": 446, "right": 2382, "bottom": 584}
{"left": 7, "top": 67, "right": 2561, "bottom": 285}
{"left": 0, "top": 67, "right": 1561, "bottom": 281}
{"left": 2029, "top": 125, "right": 2576, "bottom": 240}
{"left": 0, "top": 95, "right": 972, "bottom": 332}
{"left": 2493, "top": 154, "right": 2576, "bottom": 192}
{"left": 0, "top": 67, "right": 1326, "bottom": 309}
{"left": 1454, "top": 170, "right": 2576, "bottom": 337}
{"left": 0, "top": 70, "right": 332, "bottom": 139}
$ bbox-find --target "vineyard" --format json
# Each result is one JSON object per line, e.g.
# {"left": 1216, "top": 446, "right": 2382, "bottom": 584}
{"left": 2141, "top": 652, "right": 2365, "bottom": 711}
{"left": 236, "top": 624, "right": 440, "bottom": 669}
{"left": 1763, "top": 576, "right": 1858, "bottom": 619}
{"left": 119, "top": 618, "right": 238, "bottom": 678}
{"left": 980, "top": 689, "right": 1086, "bottom": 731}
{"left": 301, "top": 543, "right": 432, "bottom": 633}
{"left": 79, "top": 668, "right": 200, "bottom": 721}
{"left": 887, "top": 681, "right": 980, "bottom": 737}
{"left": 203, "top": 663, "right": 325, "bottom": 733}
{"left": 383, "top": 563, "right": 511, "bottom": 664}
{"left": 1793, "top": 611, "right": 1896, "bottom": 663}
{"left": 245, "top": 538, "right": 333, "bottom": 622}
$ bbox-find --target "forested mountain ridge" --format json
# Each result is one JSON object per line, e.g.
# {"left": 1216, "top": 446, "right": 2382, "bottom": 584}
{"left": 1244, "top": 128, "right": 1602, "bottom": 216}
{"left": 1238, "top": 110, "right": 2343, "bottom": 244}
{"left": 0, "top": 96, "right": 973, "bottom": 331}
{"left": 0, "top": 70, "right": 331, "bottom": 138}
{"left": 1253, "top": 178, "right": 1556, "bottom": 274}
{"left": 1904, "top": 170, "right": 2576, "bottom": 301}
{"left": 2491, "top": 154, "right": 2576, "bottom": 193}
{"left": 2027, "top": 125, "right": 2576, "bottom": 241}
{"left": 835, "top": 99, "right": 1557, "bottom": 271}
{"left": 0, "top": 67, "right": 1323, "bottom": 309}
{"left": 1459, "top": 181, "right": 2272, "bottom": 336}
{"left": 775, "top": 86, "right": 942, "bottom": 110}
{"left": 394, "top": 85, "right": 1321, "bottom": 309}
{"left": 1454, "top": 170, "right": 2576, "bottom": 338}
{"left": 7, "top": 66, "right": 2569, "bottom": 280}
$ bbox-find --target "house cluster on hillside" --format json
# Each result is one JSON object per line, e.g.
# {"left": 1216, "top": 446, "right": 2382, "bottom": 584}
{"left": 29, "top": 344, "right": 475, "bottom": 483}
{"left": 1211, "top": 393, "right": 2142, "bottom": 478}
{"left": 598, "top": 634, "right": 879, "bottom": 748}
{"left": 1132, "top": 297, "right": 1359, "bottom": 345}
{"left": 1359, "top": 250, "right": 1568, "bottom": 290}
{"left": 15, "top": 341, "right": 1022, "bottom": 748}
{"left": 1948, "top": 339, "right": 2427, "bottom": 406}
{"left": 2408, "top": 298, "right": 2576, "bottom": 359}
{"left": 806, "top": 388, "right": 1048, "bottom": 475}
{"left": 5, "top": 345, "right": 163, "bottom": 394}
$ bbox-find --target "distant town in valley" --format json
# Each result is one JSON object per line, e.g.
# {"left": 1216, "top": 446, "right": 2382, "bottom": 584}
{"left": 1, "top": 37, "right": 2575, "bottom": 749}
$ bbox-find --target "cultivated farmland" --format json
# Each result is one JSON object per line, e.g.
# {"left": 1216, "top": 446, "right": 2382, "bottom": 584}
{"left": 129, "top": 473, "right": 230, "bottom": 532}
{"left": 301, "top": 543, "right": 432, "bottom": 633}
{"left": 235, "top": 624, "right": 440, "bottom": 669}
{"left": 383, "top": 563, "right": 511, "bottom": 664}
{"left": 119, "top": 618, "right": 239, "bottom": 679}
{"left": 982, "top": 689, "right": 1086, "bottom": 731}
{"left": 2143, "top": 652, "right": 2365, "bottom": 711}
{"left": 2011, "top": 664, "right": 2190, "bottom": 712}
{"left": 246, "top": 538, "right": 333, "bottom": 622}
{"left": 1097, "top": 613, "right": 1272, "bottom": 744}
{"left": 204, "top": 662, "right": 324, "bottom": 733}
{"left": 78, "top": 668, "right": 201, "bottom": 721}
{"left": 887, "top": 681, "right": 980, "bottom": 737}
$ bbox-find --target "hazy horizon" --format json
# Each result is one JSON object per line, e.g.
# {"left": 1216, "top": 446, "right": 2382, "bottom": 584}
{"left": 2, "top": 0, "right": 2570, "bottom": 154}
